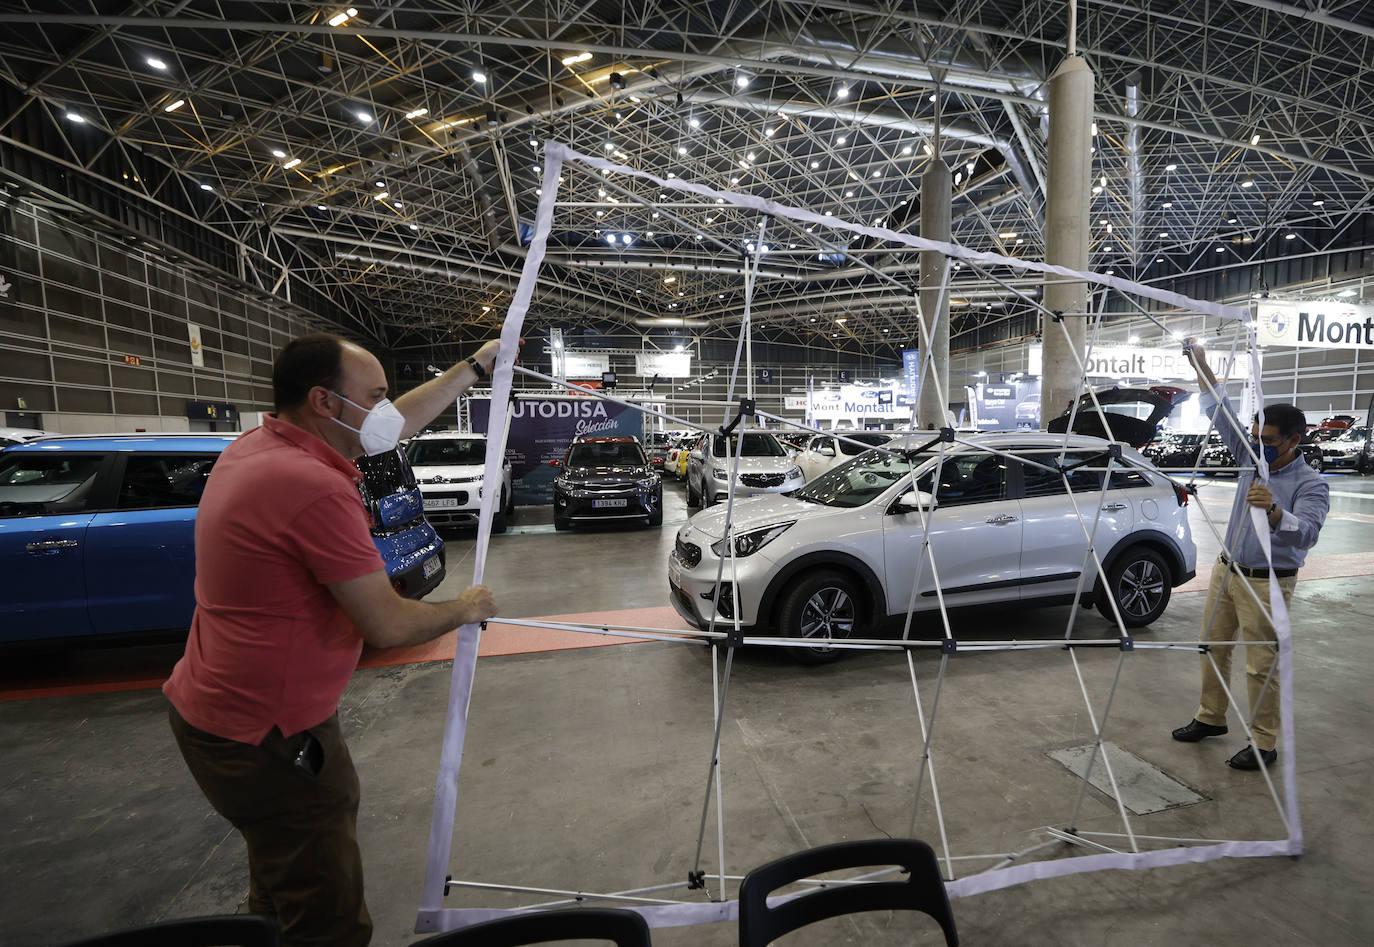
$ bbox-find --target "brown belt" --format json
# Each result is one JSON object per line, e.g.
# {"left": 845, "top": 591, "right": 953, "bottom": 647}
{"left": 1218, "top": 553, "right": 1297, "bottom": 579}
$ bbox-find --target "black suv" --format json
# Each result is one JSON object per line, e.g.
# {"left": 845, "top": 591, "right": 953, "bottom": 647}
{"left": 551, "top": 436, "right": 663, "bottom": 530}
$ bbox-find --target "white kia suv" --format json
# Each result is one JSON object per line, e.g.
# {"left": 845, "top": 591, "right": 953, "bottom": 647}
{"left": 405, "top": 431, "right": 514, "bottom": 532}
{"left": 668, "top": 432, "right": 1196, "bottom": 663}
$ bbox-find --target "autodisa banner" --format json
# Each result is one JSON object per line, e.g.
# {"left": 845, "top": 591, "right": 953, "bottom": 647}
{"left": 1256, "top": 300, "right": 1374, "bottom": 350}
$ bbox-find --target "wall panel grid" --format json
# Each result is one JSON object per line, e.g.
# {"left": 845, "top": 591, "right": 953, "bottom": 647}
{"left": 0, "top": 197, "right": 320, "bottom": 431}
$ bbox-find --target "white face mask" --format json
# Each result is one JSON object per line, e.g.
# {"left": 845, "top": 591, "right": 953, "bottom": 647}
{"left": 330, "top": 391, "right": 405, "bottom": 456}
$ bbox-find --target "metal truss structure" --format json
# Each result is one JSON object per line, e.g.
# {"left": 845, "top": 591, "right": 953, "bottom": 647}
{"left": 0, "top": 1, "right": 1370, "bottom": 355}
{"left": 410, "top": 143, "right": 1302, "bottom": 935}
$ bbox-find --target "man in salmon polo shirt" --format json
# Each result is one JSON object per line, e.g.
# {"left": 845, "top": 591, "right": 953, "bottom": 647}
{"left": 165, "top": 333, "right": 505, "bottom": 946}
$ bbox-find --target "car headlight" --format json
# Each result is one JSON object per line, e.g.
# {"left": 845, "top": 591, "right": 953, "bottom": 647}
{"left": 710, "top": 521, "right": 795, "bottom": 558}
{"left": 636, "top": 476, "right": 658, "bottom": 489}
{"left": 786, "top": 465, "right": 803, "bottom": 479}
{"left": 712, "top": 466, "right": 729, "bottom": 480}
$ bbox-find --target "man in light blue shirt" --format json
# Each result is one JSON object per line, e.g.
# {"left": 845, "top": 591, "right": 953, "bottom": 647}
{"left": 1170, "top": 339, "right": 1329, "bottom": 770}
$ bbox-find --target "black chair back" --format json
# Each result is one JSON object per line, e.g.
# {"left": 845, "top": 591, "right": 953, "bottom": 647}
{"left": 413, "top": 906, "right": 651, "bottom": 946}
{"left": 53, "top": 914, "right": 279, "bottom": 947}
{"left": 738, "top": 838, "right": 957, "bottom": 946}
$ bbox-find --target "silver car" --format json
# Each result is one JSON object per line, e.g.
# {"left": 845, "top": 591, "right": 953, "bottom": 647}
{"left": 686, "top": 432, "right": 805, "bottom": 507}
{"left": 668, "top": 432, "right": 1197, "bottom": 663}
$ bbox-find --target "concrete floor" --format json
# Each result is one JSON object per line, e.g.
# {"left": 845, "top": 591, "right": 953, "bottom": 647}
{"left": 3, "top": 472, "right": 1373, "bottom": 945}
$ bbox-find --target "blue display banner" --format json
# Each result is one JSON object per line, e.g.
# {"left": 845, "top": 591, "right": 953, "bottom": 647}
{"left": 901, "top": 349, "right": 920, "bottom": 406}
{"left": 470, "top": 395, "right": 645, "bottom": 504}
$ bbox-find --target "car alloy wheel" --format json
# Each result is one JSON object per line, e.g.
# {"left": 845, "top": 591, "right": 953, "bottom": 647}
{"left": 780, "top": 569, "right": 860, "bottom": 665}
{"left": 1097, "top": 546, "right": 1171, "bottom": 628}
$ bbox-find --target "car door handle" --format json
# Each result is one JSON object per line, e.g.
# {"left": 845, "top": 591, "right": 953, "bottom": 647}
{"left": 984, "top": 513, "right": 1018, "bottom": 525}
{"left": 26, "top": 539, "right": 79, "bottom": 552}
{"left": 1101, "top": 502, "right": 1128, "bottom": 512}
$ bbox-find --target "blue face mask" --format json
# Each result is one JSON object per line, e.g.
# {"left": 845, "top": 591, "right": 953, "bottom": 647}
{"left": 1251, "top": 442, "right": 1281, "bottom": 465}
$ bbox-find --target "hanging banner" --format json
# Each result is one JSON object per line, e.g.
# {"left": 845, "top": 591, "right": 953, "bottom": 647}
{"left": 469, "top": 395, "right": 644, "bottom": 503}
{"left": 635, "top": 351, "right": 692, "bottom": 378}
{"left": 809, "top": 382, "right": 909, "bottom": 421}
{"left": 901, "top": 349, "right": 920, "bottom": 406}
{"left": 1027, "top": 343, "right": 1249, "bottom": 381}
{"left": 563, "top": 351, "right": 609, "bottom": 378}
{"left": 1256, "top": 300, "right": 1374, "bottom": 351}
{"left": 187, "top": 322, "right": 204, "bottom": 367}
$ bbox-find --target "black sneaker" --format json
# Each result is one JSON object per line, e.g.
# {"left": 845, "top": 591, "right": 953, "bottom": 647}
{"left": 1227, "top": 746, "right": 1277, "bottom": 770}
{"left": 1172, "top": 719, "right": 1228, "bottom": 742}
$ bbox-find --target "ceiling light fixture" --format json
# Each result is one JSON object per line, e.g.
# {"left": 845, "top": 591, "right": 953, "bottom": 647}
{"left": 1313, "top": 199, "right": 1325, "bottom": 206}
{"left": 163, "top": 99, "right": 185, "bottom": 112}
{"left": 1165, "top": 162, "right": 1178, "bottom": 171}
{"left": 472, "top": 70, "right": 487, "bottom": 84}
{"left": 374, "top": 190, "right": 389, "bottom": 199}
{"left": 355, "top": 110, "right": 372, "bottom": 123}
{"left": 64, "top": 112, "right": 86, "bottom": 124}
{"left": 560, "top": 52, "right": 592, "bottom": 66}
{"left": 1250, "top": 133, "right": 1261, "bottom": 146}
{"left": 283, "top": 158, "right": 302, "bottom": 169}
{"left": 328, "top": 8, "right": 358, "bottom": 27}
{"left": 405, "top": 107, "right": 429, "bottom": 119}
{"left": 836, "top": 84, "right": 849, "bottom": 100}
{"left": 146, "top": 56, "right": 167, "bottom": 70}
{"left": 735, "top": 72, "right": 750, "bottom": 89}
{"left": 1285, "top": 232, "right": 1297, "bottom": 240}
{"left": 199, "top": 183, "right": 212, "bottom": 191}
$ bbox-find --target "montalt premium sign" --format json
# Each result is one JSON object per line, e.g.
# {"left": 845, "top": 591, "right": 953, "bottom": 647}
{"left": 1256, "top": 300, "right": 1374, "bottom": 351}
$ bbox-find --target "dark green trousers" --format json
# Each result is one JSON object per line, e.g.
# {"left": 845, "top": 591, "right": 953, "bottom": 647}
{"left": 169, "top": 704, "right": 373, "bottom": 947}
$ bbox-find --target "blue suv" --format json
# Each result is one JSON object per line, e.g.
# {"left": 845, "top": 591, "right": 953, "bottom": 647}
{"left": 0, "top": 433, "right": 445, "bottom": 645}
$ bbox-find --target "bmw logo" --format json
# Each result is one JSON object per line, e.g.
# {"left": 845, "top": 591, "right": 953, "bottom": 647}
{"left": 1268, "top": 311, "right": 1288, "bottom": 335}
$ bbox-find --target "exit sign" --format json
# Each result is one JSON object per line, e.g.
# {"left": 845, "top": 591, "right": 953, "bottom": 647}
{"left": 123, "top": 354, "right": 142, "bottom": 366}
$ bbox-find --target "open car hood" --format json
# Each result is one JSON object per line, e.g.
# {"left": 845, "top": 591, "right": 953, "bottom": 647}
{"left": 1046, "top": 387, "right": 1183, "bottom": 448}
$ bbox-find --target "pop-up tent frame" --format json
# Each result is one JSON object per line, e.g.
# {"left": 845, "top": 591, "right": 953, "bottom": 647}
{"left": 414, "top": 142, "right": 1298, "bottom": 934}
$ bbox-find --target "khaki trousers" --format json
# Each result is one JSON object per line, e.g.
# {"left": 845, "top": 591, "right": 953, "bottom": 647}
{"left": 169, "top": 705, "right": 372, "bottom": 947}
{"left": 1195, "top": 565, "right": 1297, "bottom": 753}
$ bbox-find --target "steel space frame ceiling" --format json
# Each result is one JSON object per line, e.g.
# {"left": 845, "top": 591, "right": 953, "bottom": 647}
{"left": 0, "top": 1, "right": 1371, "bottom": 356}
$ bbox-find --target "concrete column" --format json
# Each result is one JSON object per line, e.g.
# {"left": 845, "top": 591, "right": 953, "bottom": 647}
{"left": 1041, "top": 55, "right": 1094, "bottom": 426}
{"left": 918, "top": 158, "right": 951, "bottom": 430}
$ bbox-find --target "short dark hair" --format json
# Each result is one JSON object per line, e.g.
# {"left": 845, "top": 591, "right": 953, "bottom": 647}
{"left": 1255, "top": 403, "right": 1306, "bottom": 439}
{"left": 272, "top": 334, "right": 345, "bottom": 411}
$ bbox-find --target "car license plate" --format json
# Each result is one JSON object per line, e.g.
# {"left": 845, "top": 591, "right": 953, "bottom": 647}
{"left": 592, "top": 498, "right": 628, "bottom": 508}
{"left": 1206, "top": 457, "right": 1223, "bottom": 465}
{"left": 422, "top": 555, "right": 441, "bottom": 579}
{"left": 424, "top": 497, "right": 460, "bottom": 510}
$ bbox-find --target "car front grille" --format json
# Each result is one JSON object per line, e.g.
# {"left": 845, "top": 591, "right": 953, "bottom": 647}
{"left": 740, "top": 472, "right": 786, "bottom": 487}
{"left": 675, "top": 537, "right": 701, "bottom": 568}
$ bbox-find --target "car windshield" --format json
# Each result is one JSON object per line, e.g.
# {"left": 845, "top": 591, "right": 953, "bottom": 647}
{"left": 1336, "top": 426, "right": 1368, "bottom": 442}
{"left": 838, "top": 432, "right": 895, "bottom": 455}
{"left": 568, "top": 441, "right": 645, "bottom": 466}
{"left": 407, "top": 438, "right": 486, "bottom": 466}
{"left": 711, "top": 433, "right": 786, "bottom": 458}
{"left": 794, "top": 449, "right": 924, "bottom": 507}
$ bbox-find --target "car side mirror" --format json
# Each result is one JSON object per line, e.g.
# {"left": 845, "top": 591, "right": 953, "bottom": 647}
{"left": 818, "top": 446, "right": 836, "bottom": 457}
{"left": 894, "top": 490, "right": 935, "bottom": 513}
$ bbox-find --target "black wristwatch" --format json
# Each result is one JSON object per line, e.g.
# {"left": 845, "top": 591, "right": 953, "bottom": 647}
{"left": 465, "top": 355, "right": 487, "bottom": 380}
{"left": 1267, "top": 502, "right": 1278, "bottom": 515}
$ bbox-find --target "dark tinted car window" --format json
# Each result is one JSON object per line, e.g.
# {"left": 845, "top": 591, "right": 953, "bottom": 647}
{"left": 356, "top": 447, "right": 416, "bottom": 497}
{"left": 407, "top": 439, "right": 486, "bottom": 466}
{"left": 839, "top": 432, "right": 893, "bottom": 455}
{"left": 916, "top": 451, "right": 1007, "bottom": 506}
{"left": 568, "top": 441, "right": 646, "bottom": 466}
{"left": 711, "top": 433, "right": 785, "bottom": 457}
{"left": 118, "top": 454, "right": 219, "bottom": 509}
{"left": 1019, "top": 451, "right": 1105, "bottom": 497}
{"left": 0, "top": 454, "right": 103, "bottom": 515}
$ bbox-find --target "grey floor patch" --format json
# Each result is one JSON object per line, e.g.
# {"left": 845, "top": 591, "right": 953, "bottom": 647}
{"left": 1048, "top": 742, "right": 1208, "bottom": 815}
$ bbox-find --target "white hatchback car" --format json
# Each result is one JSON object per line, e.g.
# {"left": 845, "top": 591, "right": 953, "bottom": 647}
{"left": 668, "top": 432, "right": 1196, "bottom": 663}
{"left": 686, "top": 432, "right": 806, "bottom": 507}
{"left": 794, "top": 431, "right": 896, "bottom": 483}
{"left": 405, "top": 431, "right": 514, "bottom": 532}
